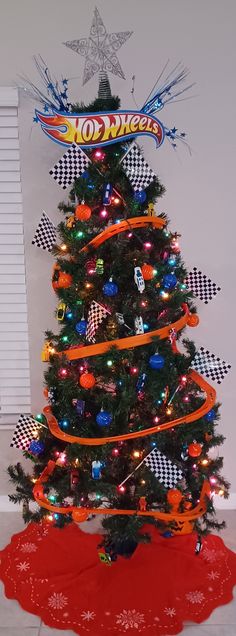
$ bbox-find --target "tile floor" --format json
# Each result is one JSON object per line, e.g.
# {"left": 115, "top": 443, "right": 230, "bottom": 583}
{"left": 0, "top": 511, "right": 235, "bottom": 636}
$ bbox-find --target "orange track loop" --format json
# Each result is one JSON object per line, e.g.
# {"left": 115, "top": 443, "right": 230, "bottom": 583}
{"left": 81, "top": 215, "right": 166, "bottom": 253}
{"left": 33, "top": 461, "right": 210, "bottom": 521}
{"left": 43, "top": 368, "right": 215, "bottom": 446}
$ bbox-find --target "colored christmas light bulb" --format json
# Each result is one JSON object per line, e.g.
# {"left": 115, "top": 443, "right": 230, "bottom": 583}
{"left": 133, "top": 450, "right": 141, "bottom": 459}
{"left": 107, "top": 359, "right": 113, "bottom": 367}
{"left": 100, "top": 208, "right": 108, "bottom": 218}
{"left": 117, "top": 485, "right": 126, "bottom": 493}
{"left": 76, "top": 231, "right": 84, "bottom": 238}
{"left": 60, "top": 243, "right": 67, "bottom": 251}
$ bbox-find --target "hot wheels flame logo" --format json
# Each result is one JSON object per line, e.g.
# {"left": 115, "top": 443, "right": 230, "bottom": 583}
{"left": 35, "top": 109, "right": 165, "bottom": 148}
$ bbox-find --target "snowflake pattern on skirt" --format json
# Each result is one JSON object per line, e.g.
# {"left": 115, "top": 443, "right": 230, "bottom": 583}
{"left": 185, "top": 591, "right": 205, "bottom": 604}
{"left": 16, "top": 561, "right": 30, "bottom": 572}
{"left": 116, "top": 609, "right": 145, "bottom": 630}
{"left": 81, "top": 610, "right": 96, "bottom": 621}
{"left": 20, "top": 542, "right": 37, "bottom": 553}
{"left": 48, "top": 592, "right": 68, "bottom": 610}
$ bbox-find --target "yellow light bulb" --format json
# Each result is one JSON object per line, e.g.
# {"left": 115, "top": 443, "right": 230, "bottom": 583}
{"left": 60, "top": 244, "right": 67, "bottom": 251}
{"left": 201, "top": 459, "right": 209, "bottom": 466}
{"left": 133, "top": 450, "right": 141, "bottom": 459}
{"left": 218, "top": 489, "right": 224, "bottom": 497}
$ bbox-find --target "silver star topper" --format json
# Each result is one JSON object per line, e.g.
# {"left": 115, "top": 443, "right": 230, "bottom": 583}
{"left": 63, "top": 7, "right": 133, "bottom": 85}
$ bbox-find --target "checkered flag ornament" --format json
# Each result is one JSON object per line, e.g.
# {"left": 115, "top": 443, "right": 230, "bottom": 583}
{"left": 49, "top": 143, "right": 91, "bottom": 189}
{"left": 185, "top": 267, "right": 221, "bottom": 304}
{"left": 191, "top": 347, "right": 231, "bottom": 384}
{"left": 143, "top": 448, "right": 183, "bottom": 489}
{"left": 86, "top": 301, "right": 111, "bottom": 343}
{"left": 121, "top": 143, "right": 156, "bottom": 192}
{"left": 10, "top": 415, "right": 41, "bottom": 451}
{"left": 32, "top": 212, "right": 56, "bottom": 252}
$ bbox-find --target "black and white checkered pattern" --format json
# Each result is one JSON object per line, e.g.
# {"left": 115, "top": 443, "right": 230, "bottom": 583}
{"left": 144, "top": 448, "right": 183, "bottom": 489}
{"left": 49, "top": 143, "right": 91, "bottom": 189}
{"left": 86, "top": 301, "right": 111, "bottom": 343}
{"left": 32, "top": 212, "right": 56, "bottom": 252}
{"left": 121, "top": 143, "right": 156, "bottom": 192}
{"left": 185, "top": 267, "right": 221, "bottom": 304}
{"left": 191, "top": 346, "right": 231, "bottom": 384}
{"left": 10, "top": 415, "right": 41, "bottom": 451}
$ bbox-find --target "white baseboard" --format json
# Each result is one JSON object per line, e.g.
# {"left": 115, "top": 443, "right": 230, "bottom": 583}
{"left": 0, "top": 494, "right": 236, "bottom": 512}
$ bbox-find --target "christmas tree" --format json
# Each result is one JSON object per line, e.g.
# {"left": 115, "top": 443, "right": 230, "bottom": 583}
{"left": 8, "top": 15, "right": 230, "bottom": 561}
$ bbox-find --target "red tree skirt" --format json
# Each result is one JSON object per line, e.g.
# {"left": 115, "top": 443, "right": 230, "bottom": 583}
{"left": 0, "top": 521, "right": 236, "bottom": 635}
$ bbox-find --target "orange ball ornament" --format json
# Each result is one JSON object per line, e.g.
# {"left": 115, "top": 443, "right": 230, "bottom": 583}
{"left": 75, "top": 204, "right": 92, "bottom": 221}
{"left": 52, "top": 265, "right": 72, "bottom": 290}
{"left": 167, "top": 489, "right": 183, "bottom": 506}
{"left": 188, "top": 442, "right": 202, "bottom": 457}
{"left": 72, "top": 509, "right": 88, "bottom": 522}
{"left": 141, "top": 263, "right": 154, "bottom": 280}
{"left": 79, "top": 372, "right": 96, "bottom": 389}
{"left": 187, "top": 314, "right": 199, "bottom": 327}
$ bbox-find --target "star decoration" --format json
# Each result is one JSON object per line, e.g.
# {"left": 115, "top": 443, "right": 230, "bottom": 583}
{"left": 63, "top": 7, "right": 133, "bottom": 85}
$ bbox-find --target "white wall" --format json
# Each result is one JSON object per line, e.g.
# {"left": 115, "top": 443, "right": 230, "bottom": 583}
{"left": 0, "top": 0, "right": 235, "bottom": 495}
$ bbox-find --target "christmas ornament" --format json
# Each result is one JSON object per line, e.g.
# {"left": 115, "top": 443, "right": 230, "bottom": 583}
{"left": 41, "top": 341, "right": 55, "bottom": 362}
{"left": 52, "top": 266, "right": 72, "bottom": 290}
{"left": 149, "top": 353, "right": 165, "bottom": 369}
{"left": 141, "top": 263, "right": 154, "bottom": 280}
{"left": 187, "top": 313, "right": 200, "bottom": 327}
{"left": 47, "top": 387, "right": 57, "bottom": 403}
{"left": 205, "top": 432, "right": 213, "bottom": 442}
{"left": 75, "top": 319, "right": 87, "bottom": 335}
{"left": 92, "top": 460, "right": 102, "bottom": 480}
{"left": 96, "top": 409, "right": 112, "bottom": 427}
{"left": 138, "top": 496, "right": 147, "bottom": 511}
{"left": 85, "top": 258, "right": 96, "bottom": 275}
{"left": 64, "top": 7, "right": 132, "bottom": 85}
{"left": 28, "top": 440, "right": 45, "bottom": 455}
{"left": 70, "top": 469, "right": 79, "bottom": 491}
{"left": 188, "top": 442, "right": 202, "bottom": 458}
{"left": 103, "top": 182, "right": 113, "bottom": 205}
{"left": 205, "top": 409, "right": 216, "bottom": 422}
{"left": 79, "top": 372, "right": 96, "bottom": 389}
{"left": 96, "top": 258, "right": 104, "bottom": 274}
{"left": 134, "top": 266, "right": 145, "bottom": 292}
{"left": 134, "top": 315, "right": 144, "bottom": 334}
{"left": 133, "top": 189, "right": 147, "bottom": 203}
{"left": 167, "top": 489, "right": 183, "bottom": 507}
{"left": 103, "top": 278, "right": 118, "bottom": 296}
{"left": 75, "top": 203, "right": 92, "bottom": 221}
{"left": 163, "top": 273, "right": 177, "bottom": 289}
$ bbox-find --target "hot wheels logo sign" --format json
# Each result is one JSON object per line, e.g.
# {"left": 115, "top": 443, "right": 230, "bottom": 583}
{"left": 35, "top": 109, "right": 165, "bottom": 148}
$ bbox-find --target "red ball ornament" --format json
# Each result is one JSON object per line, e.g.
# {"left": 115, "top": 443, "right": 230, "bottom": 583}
{"left": 79, "top": 372, "right": 96, "bottom": 389}
{"left": 72, "top": 509, "right": 88, "bottom": 522}
{"left": 188, "top": 442, "right": 202, "bottom": 457}
{"left": 75, "top": 204, "right": 92, "bottom": 221}
{"left": 167, "top": 489, "right": 183, "bottom": 506}
{"left": 187, "top": 314, "right": 200, "bottom": 327}
{"left": 141, "top": 263, "right": 154, "bottom": 280}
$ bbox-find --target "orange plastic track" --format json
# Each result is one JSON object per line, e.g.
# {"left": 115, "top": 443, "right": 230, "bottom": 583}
{"left": 33, "top": 460, "right": 210, "bottom": 522}
{"left": 42, "top": 368, "right": 216, "bottom": 446}
{"left": 81, "top": 215, "right": 166, "bottom": 252}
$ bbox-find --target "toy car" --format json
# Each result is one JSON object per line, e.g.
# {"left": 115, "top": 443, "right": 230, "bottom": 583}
{"left": 134, "top": 315, "right": 144, "bottom": 334}
{"left": 134, "top": 266, "right": 145, "bottom": 293}
{"left": 66, "top": 215, "right": 76, "bottom": 229}
{"left": 57, "top": 301, "right": 67, "bottom": 321}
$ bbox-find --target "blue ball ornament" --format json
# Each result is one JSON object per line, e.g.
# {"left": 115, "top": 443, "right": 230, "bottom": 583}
{"left": 96, "top": 410, "right": 113, "bottom": 427}
{"left": 75, "top": 319, "right": 87, "bottom": 335}
{"left": 103, "top": 281, "right": 118, "bottom": 297}
{"left": 28, "top": 440, "right": 45, "bottom": 455}
{"left": 205, "top": 409, "right": 215, "bottom": 422}
{"left": 163, "top": 273, "right": 178, "bottom": 290}
{"left": 149, "top": 354, "right": 165, "bottom": 370}
{"left": 133, "top": 190, "right": 147, "bottom": 203}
